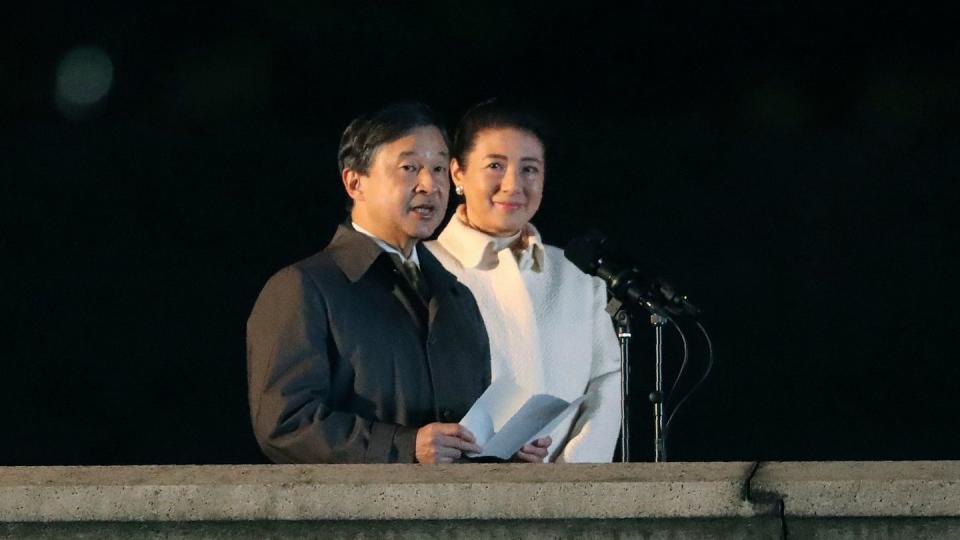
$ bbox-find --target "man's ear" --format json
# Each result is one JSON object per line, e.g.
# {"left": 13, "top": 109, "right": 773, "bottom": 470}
{"left": 342, "top": 168, "right": 364, "bottom": 202}
{"left": 450, "top": 158, "right": 464, "bottom": 191}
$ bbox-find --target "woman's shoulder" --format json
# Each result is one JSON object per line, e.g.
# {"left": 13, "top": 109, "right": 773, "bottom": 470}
{"left": 423, "top": 239, "right": 464, "bottom": 271}
{"left": 541, "top": 242, "right": 608, "bottom": 293}
{"left": 542, "top": 243, "right": 589, "bottom": 277}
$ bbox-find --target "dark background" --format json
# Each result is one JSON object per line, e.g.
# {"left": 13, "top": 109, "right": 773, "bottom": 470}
{"left": 3, "top": 3, "right": 958, "bottom": 465}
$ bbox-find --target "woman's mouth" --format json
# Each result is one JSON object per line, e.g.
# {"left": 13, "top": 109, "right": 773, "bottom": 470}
{"left": 493, "top": 201, "right": 525, "bottom": 212}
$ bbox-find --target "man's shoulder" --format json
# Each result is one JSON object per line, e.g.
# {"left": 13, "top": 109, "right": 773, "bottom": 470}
{"left": 259, "top": 247, "right": 345, "bottom": 295}
{"left": 293, "top": 249, "right": 340, "bottom": 276}
{"left": 283, "top": 225, "right": 372, "bottom": 278}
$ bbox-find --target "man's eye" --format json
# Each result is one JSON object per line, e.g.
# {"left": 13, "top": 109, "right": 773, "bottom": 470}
{"left": 523, "top": 166, "right": 540, "bottom": 174}
{"left": 433, "top": 165, "right": 448, "bottom": 173}
{"left": 401, "top": 164, "right": 419, "bottom": 172}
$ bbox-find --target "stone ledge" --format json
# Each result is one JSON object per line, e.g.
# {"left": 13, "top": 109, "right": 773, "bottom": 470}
{"left": 0, "top": 461, "right": 957, "bottom": 522}
{"left": 753, "top": 461, "right": 960, "bottom": 517}
{"left": 0, "top": 463, "right": 755, "bottom": 522}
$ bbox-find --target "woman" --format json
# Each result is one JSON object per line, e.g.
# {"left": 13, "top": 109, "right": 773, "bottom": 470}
{"left": 427, "top": 101, "right": 621, "bottom": 462}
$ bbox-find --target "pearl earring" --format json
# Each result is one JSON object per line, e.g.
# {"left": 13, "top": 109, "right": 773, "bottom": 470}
{"left": 455, "top": 184, "right": 464, "bottom": 196}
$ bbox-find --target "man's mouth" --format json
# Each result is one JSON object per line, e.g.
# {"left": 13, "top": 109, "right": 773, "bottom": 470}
{"left": 410, "top": 204, "right": 436, "bottom": 218}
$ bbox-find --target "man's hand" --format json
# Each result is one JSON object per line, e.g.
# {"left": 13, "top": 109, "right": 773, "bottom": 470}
{"left": 514, "top": 436, "right": 552, "bottom": 463}
{"left": 415, "top": 423, "right": 481, "bottom": 464}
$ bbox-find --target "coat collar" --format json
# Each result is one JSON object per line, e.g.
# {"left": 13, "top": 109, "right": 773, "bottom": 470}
{"left": 326, "top": 224, "right": 390, "bottom": 283}
{"left": 437, "top": 205, "right": 545, "bottom": 272}
{"left": 327, "top": 223, "right": 458, "bottom": 293}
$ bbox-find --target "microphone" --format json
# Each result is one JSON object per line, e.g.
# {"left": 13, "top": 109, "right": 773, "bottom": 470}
{"left": 564, "top": 230, "right": 701, "bottom": 318}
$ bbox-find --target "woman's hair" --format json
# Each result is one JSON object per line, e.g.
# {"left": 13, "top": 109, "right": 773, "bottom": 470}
{"left": 451, "top": 99, "right": 552, "bottom": 168}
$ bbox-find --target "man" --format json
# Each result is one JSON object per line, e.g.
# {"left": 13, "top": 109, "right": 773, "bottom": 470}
{"left": 246, "top": 103, "right": 495, "bottom": 463}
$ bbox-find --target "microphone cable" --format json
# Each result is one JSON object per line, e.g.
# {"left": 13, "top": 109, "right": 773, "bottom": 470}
{"left": 661, "top": 319, "right": 715, "bottom": 459}
{"left": 659, "top": 314, "right": 689, "bottom": 460}
{"left": 664, "top": 314, "right": 691, "bottom": 407}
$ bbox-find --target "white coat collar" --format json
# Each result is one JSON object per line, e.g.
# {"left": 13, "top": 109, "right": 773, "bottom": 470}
{"left": 438, "top": 205, "right": 545, "bottom": 272}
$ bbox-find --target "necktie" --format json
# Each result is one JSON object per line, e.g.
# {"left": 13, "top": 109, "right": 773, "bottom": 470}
{"left": 389, "top": 253, "right": 429, "bottom": 303}
{"left": 402, "top": 260, "right": 428, "bottom": 301}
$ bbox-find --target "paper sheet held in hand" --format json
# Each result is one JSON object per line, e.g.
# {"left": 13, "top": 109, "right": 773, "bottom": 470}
{"left": 458, "top": 378, "right": 588, "bottom": 460}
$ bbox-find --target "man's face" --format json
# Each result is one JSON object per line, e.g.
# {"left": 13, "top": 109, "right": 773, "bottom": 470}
{"left": 348, "top": 126, "right": 450, "bottom": 252}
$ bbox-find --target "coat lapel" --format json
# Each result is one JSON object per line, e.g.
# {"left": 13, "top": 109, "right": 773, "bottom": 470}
{"left": 327, "top": 224, "right": 427, "bottom": 332}
{"left": 417, "top": 244, "right": 461, "bottom": 332}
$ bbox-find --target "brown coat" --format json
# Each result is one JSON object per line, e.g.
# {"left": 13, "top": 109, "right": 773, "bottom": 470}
{"left": 246, "top": 225, "right": 491, "bottom": 463}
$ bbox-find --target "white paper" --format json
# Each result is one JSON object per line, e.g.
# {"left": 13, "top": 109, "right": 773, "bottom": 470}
{"left": 458, "top": 377, "right": 526, "bottom": 447}
{"left": 459, "top": 378, "right": 588, "bottom": 460}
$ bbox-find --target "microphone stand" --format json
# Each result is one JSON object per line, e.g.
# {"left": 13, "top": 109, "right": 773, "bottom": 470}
{"left": 566, "top": 231, "right": 700, "bottom": 463}
{"left": 650, "top": 313, "right": 667, "bottom": 462}
{"left": 612, "top": 307, "right": 631, "bottom": 463}
{"left": 608, "top": 302, "right": 670, "bottom": 463}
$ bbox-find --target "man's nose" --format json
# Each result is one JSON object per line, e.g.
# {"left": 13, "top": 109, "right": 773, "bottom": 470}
{"left": 417, "top": 168, "right": 442, "bottom": 193}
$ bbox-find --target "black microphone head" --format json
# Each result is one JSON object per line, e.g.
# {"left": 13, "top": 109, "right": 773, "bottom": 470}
{"left": 564, "top": 230, "right": 609, "bottom": 275}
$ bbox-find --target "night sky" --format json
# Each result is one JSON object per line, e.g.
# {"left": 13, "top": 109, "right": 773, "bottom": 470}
{"left": 3, "top": 3, "right": 958, "bottom": 465}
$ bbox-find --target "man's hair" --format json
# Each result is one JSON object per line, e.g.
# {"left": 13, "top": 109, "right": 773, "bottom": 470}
{"left": 338, "top": 102, "right": 449, "bottom": 175}
{"left": 451, "top": 98, "right": 552, "bottom": 168}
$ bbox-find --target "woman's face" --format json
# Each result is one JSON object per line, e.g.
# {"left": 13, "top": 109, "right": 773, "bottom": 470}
{"left": 452, "top": 127, "right": 545, "bottom": 237}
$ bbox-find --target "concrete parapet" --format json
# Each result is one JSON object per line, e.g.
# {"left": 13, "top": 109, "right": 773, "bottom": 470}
{"left": 0, "top": 462, "right": 756, "bottom": 522}
{"left": 754, "top": 461, "right": 960, "bottom": 517}
{"left": 0, "top": 461, "right": 958, "bottom": 524}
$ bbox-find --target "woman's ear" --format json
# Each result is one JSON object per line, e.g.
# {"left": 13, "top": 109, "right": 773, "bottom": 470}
{"left": 342, "top": 168, "right": 363, "bottom": 202}
{"left": 450, "top": 158, "right": 464, "bottom": 187}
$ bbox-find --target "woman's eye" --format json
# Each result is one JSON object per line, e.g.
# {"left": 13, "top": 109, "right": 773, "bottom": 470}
{"left": 486, "top": 162, "right": 504, "bottom": 170}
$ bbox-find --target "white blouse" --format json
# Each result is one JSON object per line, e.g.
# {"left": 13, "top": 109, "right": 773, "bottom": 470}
{"left": 427, "top": 207, "right": 622, "bottom": 462}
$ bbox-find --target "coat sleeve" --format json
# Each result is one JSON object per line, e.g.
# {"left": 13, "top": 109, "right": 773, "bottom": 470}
{"left": 246, "top": 266, "right": 418, "bottom": 463}
{"left": 557, "top": 277, "right": 622, "bottom": 463}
